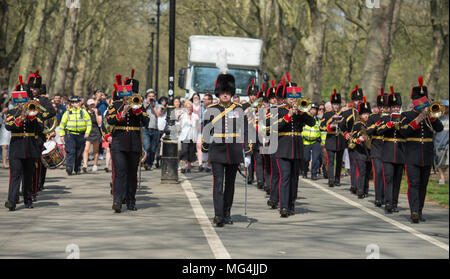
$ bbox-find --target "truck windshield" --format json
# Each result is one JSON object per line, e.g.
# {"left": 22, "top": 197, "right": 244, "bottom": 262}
{"left": 192, "top": 66, "right": 257, "bottom": 96}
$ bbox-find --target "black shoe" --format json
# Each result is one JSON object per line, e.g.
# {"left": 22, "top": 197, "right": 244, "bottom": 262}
{"left": 280, "top": 208, "right": 289, "bottom": 218}
{"left": 181, "top": 169, "right": 186, "bottom": 174}
{"left": 357, "top": 190, "right": 365, "bottom": 199}
{"left": 264, "top": 185, "right": 270, "bottom": 194}
{"left": 311, "top": 175, "right": 318, "bottom": 181}
{"left": 350, "top": 187, "right": 357, "bottom": 194}
{"left": 411, "top": 212, "right": 419, "bottom": 223}
{"left": 127, "top": 205, "right": 138, "bottom": 211}
{"left": 267, "top": 200, "right": 278, "bottom": 209}
{"left": 66, "top": 168, "right": 73, "bottom": 176}
{"left": 205, "top": 168, "right": 211, "bottom": 173}
{"left": 328, "top": 180, "right": 334, "bottom": 187}
{"left": 224, "top": 217, "right": 233, "bottom": 225}
{"left": 25, "top": 202, "right": 34, "bottom": 209}
{"left": 257, "top": 181, "right": 264, "bottom": 189}
{"left": 374, "top": 200, "right": 382, "bottom": 207}
{"left": 213, "top": 216, "right": 224, "bottom": 227}
{"left": 5, "top": 201, "right": 15, "bottom": 211}
{"left": 385, "top": 204, "right": 393, "bottom": 213}
{"left": 288, "top": 209, "right": 296, "bottom": 216}
{"left": 419, "top": 212, "right": 426, "bottom": 222}
{"left": 334, "top": 180, "right": 341, "bottom": 186}
{"left": 247, "top": 178, "right": 254, "bottom": 185}
{"left": 392, "top": 205, "right": 399, "bottom": 213}
{"left": 112, "top": 203, "right": 121, "bottom": 213}
{"left": 122, "top": 199, "right": 126, "bottom": 205}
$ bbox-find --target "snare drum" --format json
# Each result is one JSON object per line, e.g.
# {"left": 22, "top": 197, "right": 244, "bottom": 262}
{"left": 41, "top": 140, "right": 65, "bottom": 169}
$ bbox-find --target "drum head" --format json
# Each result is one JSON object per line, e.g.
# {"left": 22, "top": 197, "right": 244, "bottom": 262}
{"left": 42, "top": 141, "right": 57, "bottom": 155}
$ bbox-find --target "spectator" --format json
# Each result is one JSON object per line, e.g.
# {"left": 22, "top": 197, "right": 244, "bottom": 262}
{"left": 0, "top": 104, "right": 11, "bottom": 168}
{"left": 82, "top": 99, "right": 103, "bottom": 172}
{"left": 143, "top": 90, "right": 161, "bottom": 170}
{"left": 53, "top": 95, "right": 67, "bottom": 122}
{"left": 179, "top": 100, "right": 200, "bottom": 173}
{"left": 155, "top": 96, "right": 169, "bottom": 168}
{"left": 95, "top": 90, "right": 108, "bottom": 119}
{"left": 434, "top": 100, "right": 449, "bottom": 184}
{"left": 233, "top": 95, "right": 240, "bottom": 104}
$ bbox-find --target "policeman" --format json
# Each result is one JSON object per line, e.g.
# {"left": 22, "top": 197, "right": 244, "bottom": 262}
{"left": 349, "top": 98, "right": 372, "bottom": 199}
{"left": 302, "top": 103, "right": 322, "bottom": 180}
{"left": 106, "top": 73, "right": 150, "bottom": 213}
{"left": 398, "top": 77, "right": 443, "bottom": 223}
{"left": 4, "top": 88, "right": 44, "bottom": 211}
{"left": 27, "top": 71, "right": 56, "bottom": 192}
{"left": 341, "top": 85, "right": 364, "bottom": 192}
{"left": 274, "top": 75, "right": 315, "bottom": 217}
{"left": 202, "top": 73, "right": 251, "bottom": 227}
{"left": 60, "top": 96, "right": 92, "bottom": 175}
{"left": 320, "top": 90, "right": 346, "bottom": 187}
{"left": 377, "top": 86, "right": 405, "bottom": 213}
{"left": 366, "top": 89, "right": 388, "bottom": 207}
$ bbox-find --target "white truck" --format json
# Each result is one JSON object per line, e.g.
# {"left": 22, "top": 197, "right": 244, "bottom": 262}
{"left": 178, "top": 35, "right": 267, "bottom": 102}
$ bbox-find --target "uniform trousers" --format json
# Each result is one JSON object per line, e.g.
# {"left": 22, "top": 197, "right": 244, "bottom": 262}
{"left": 405, "top": 164, "right": 432, "bottom": 215}
{"left": 277, "top": 157, "right": 300, "bottom": 211}
{"left": 65, "top": 134, "right": 86, "bottom": 173}
{"left": 303, "top": 141, "right": 321, "bottom": 177}
{"left": 9, "top": 158, "right": 36, "bottom": 205}
{"left": 263, "top": 154, "right": 271, "bottom": 190}
{"left": 326, "top": 149, "right": 344, "bottom": 182}
{"left": 269, "top": 155, "right": 280, "bottom": 204}
{"left": 349, "top": 151, "right": 357, "bottom": 189}
{"left": 371, "top": 158, "right": 385, "bottom": 202}
{"left": 211, "top": 162, "right": 238, "bottom": 219}
{"left": 355, "top": 159, "right": 371, "bottom": 195}
{"left": 249, "top": 148, "right": 264, "bottom": 183}
{"left": 111, "top": 151, "right": 140, "bottom": 206}
{"left": 383, "top": 162, "right": 403, "bottom": 207}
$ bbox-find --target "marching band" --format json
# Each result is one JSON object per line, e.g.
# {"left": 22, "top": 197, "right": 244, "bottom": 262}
{"left": 3, "top": 70, "right": 445, "bottom": 226}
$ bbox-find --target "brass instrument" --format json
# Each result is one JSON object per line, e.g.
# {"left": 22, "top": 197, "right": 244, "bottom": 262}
{"left": 251, "top": 97, "right": 264, "bottom": 110}
{"left": 297, "top": 97, "right": 312, "bottom": 113}
{"left": 428, "top": 101, "right": 445, "bottom": 119}
{"left": 348, "top": 125, "right": 371, "bottom": 150}
{"left": 126, "top": 94, "right": 144, "bottom": 109}
{"left": 43, "top": 116, "right": 58, "bottom": 135}
{"left": 21, "top": 100, "right": 57, "bottom": 135}
{"left": 23, "top": 100, "right": 41, "bottom": 115}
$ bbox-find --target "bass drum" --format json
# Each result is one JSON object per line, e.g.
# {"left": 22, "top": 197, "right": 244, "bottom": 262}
{"left": 41, "top": 140, "right": 66, "bottom": 169}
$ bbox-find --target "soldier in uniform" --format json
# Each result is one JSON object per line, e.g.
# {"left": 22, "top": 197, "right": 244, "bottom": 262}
{"left": 348, "top": 98, "right": 372, "bottom": 199}
{"left": 202, "top": 73, "right": 251, "bottom": 227}
{"left": 273, "top": 76, "right": 315, "bottom": 217}
{"left": 262, "top": 81, "right": 277, "bottom": 195}
{"left": 341, "top": 85, "right": 364, "bottom": 192}
{"left": 398, "top": 77, "right": 443, "bottom": 223}
{"left": 27, "top": 71, "right": 56, "bottom": 193}
{"left": 366, "top": 89, "right": 389, "bottom": 207}
{"left": 4, "top": 86, "right": 44, "bottom": 211}
{"left": 320, "top": 90, "right": 346, "bottom": 187}
{"left": 377, "top": 86, "right": 405, "bottom": 213}
{"left": 106, "top": 73, "right": 150, "bottom": 213}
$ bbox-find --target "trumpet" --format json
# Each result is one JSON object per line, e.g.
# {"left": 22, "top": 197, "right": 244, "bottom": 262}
{"left": 287, "top": 97, "right": 312, "bottom": 113}
{"left": 126, "top": 94, "right": 144, "bottom": 110}
{"left": 23, "top": 100, "right": 42, "bottom": 116}
{"left": 428, "top": 101, "right": 445, "bottom": 119}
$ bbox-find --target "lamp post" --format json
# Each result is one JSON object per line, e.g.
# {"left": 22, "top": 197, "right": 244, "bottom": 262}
{"left": 155, "top": 0, "right": 161, "bottom": 98}
{"left": 161, "top": 0, "right": 178, "bottom": 184}
{"left": 146, "top": 31, "right": 155, "bottom": 90}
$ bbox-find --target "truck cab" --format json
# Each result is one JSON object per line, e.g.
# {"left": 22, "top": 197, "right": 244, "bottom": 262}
{"left": 178, "top": 36, "right": 265, "bottom": 102}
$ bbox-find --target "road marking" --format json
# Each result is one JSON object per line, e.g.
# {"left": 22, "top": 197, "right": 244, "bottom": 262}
{"left": 180, "top": 175, "right": 231, "bottom": 259}
{"left": 301, "top": 178, "right": 449, "bottom": 252}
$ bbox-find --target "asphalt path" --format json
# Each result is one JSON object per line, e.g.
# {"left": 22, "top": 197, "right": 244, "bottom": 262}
{"left": 0, "top": 162, "right": 448, "bottom": 259}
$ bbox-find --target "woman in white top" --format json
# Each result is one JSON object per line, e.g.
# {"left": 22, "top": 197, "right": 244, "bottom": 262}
{"left": 179, "top": 100, "right": 200, "bottom": 173}
{"left": 0, "top": 105, "right": 11, "bottom": 168}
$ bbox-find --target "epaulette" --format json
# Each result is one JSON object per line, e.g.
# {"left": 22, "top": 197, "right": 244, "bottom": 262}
{"left": 207, "top": 103, "right": 219, "bottom": 109}
{"left": 233, "top": 102, "right": 242, "bottom": 107}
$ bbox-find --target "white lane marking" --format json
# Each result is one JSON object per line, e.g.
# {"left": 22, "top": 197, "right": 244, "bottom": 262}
{"left": 180, "top": 175, "right": 231, "bottom": 259}
{"left": 301, "top": 178, "right": 449, "bottom": 252}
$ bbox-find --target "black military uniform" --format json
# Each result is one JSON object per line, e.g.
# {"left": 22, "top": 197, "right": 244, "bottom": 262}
{"left": 340, "top": 85, "right": 364, "bottom": 192}
{"left": 377, "top": 88, "right": 405, "bottom": 213}
{"left": 273, "top": 79, "right": 315, "bottom": 217}
{"left": 27, "top": 72, "right": 56, "bottom": 194}
{"left": 366, "top": 90, "right": 388, "bottom": 207}
{"left": 262, "top": 81, "right": 277, "bottom": 196}
{"left": 398, "top": 77, "right": 443, "bottom": 223}
{"left": 4, "top": 96, "right": 44, "bottom": 211}
{"left": 320, "top": 91, "right": 345, "bottom": 187}
{"left": 202, "top": 73, "right": 251, "bottom": 227}
{"left": 349, "top": 100, "right": 372, "bottom": 199}
{"left": 242, "top": 79, "right": 264, "bottom": 188}
{"left": 106, "top": 74, "right": 150, "bottom": 213}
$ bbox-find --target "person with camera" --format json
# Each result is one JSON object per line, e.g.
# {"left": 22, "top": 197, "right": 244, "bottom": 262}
{"left": 143, "top": 89, "right": 161, "bottom": 170}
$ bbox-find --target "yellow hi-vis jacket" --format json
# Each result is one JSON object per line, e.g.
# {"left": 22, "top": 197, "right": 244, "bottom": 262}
{"left": 59, "top": 108, "right": 92, "bottom": 137}
{"left": 302, "top": 118, "right": 321, "bottom": 146}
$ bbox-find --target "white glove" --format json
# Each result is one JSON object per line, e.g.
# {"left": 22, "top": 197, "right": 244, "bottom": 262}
{"left": 244, "top": 156, "right": 251, "bottom": 168}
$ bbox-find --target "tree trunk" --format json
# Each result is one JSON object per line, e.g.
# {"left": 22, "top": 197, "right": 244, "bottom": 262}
{"left": 303, "top": 0, "right": 329, "bottom": 102}
{"left": 275, "top": 2, "right": 298, "bottom": 79}
{"left": 74, "top": 23, "right": 94, "bottom": 97}
{"left": 17, "top": 0, "right": 48, "bottom": 77}
{"left": 53, "top": 7, "right": 79, "bottom": 96}
{"left": 360, "top": 0, "right": 402, "bottom": 101}
{"left": 424, "top": 0, "right": 449, "bottom": 100}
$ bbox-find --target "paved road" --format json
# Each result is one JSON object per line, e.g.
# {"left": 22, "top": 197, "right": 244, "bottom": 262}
{"left": 0, "top": 162, "right": 448, "bottom": 259}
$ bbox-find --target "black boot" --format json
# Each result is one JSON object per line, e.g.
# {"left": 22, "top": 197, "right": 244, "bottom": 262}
{"left": 112, "top": 203, "right": 121, "bottom": 213}
{"left": 280, "top": 208, "right": 289, "bottom": 218}
{"left": 213, "top": 216, "right": 224, "bottom": 227}
{"left": 5, "top": 201, "right": 15, "bottom": 211}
